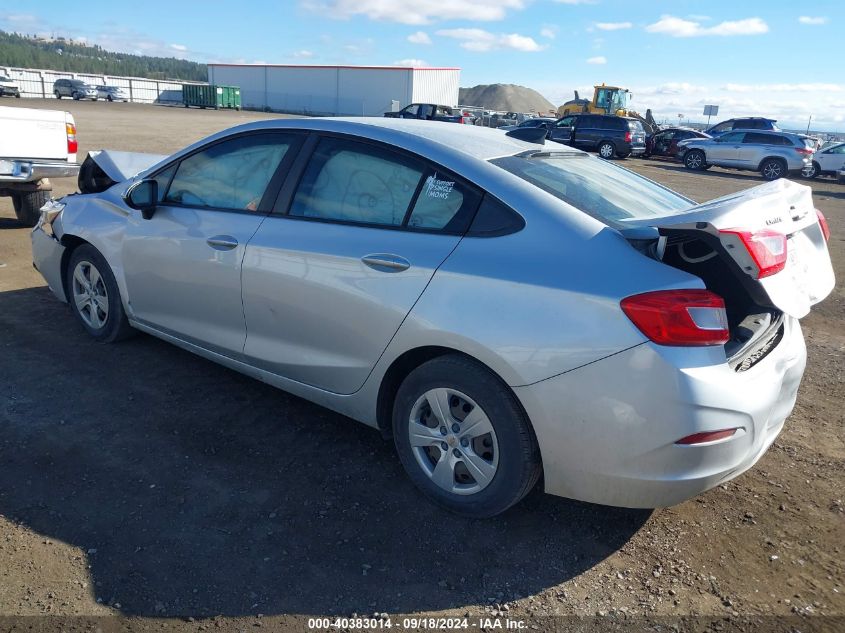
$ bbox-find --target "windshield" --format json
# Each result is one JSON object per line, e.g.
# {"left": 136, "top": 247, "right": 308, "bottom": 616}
{"left": 610, "top": 90, "right": 630, "bottom": 112}
{"left": 491, "top": 153, "right": 693, "bottom": 227}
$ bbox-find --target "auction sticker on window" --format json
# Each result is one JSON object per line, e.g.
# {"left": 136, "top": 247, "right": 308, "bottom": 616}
{"left": 425, "top": 173, "right": 455, "bottom": 200}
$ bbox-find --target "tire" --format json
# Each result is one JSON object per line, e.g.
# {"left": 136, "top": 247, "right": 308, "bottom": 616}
{"left": 598, "top": 142, "right": 616, "bottom": 159}
{"left": 72, "top": 92, "right": 80, "bottom": 100}
{"left": 760, "top": 158, "right": 787, "bottom": 181}
{"left": 107, "top": 95, "right": 113, "bottom": 102}
{"left": 11, "top": 190, "right": 50, "bottom": 227}
{"left": 801, "top": 161, "right": 820, "bottom": 179}
{"left": 66, "top": 244, "right": 135, "bottom": 343}
{"left": 55, "top": 91, "right": 61, "bottom": 99}
{"left": 392, "top": 355, "right": 542, "bottom": 518}
{"left": 685, "top": 150, "right": 706, "bottom": 171}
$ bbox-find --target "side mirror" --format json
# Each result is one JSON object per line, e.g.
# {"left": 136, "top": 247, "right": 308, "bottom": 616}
{"left": 124, "top": 179, "right": 158, "bottom": 220}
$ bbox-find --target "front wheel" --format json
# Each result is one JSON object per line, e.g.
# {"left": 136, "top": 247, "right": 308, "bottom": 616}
{"left": 760, "top": 158, "right": 786, "bottom": 181}
{"left": 801, "top": 161, "right": 820, "bottom": 179}
{"left": 12, "top": 190, "right": 49, "bottom": 226}
{"left": 685, "top": 150, "right": 706, "bottom": 170}
{"left": 598, "top": 142, "right": 616, "bottom": 159}
{"left": 66, "top": 245, "right": 135, "bottom": 343}
{"left": 393, "top": 355, "right": 542, "bottom": 518}
{"left": 55, "top": 91, "right": 61, "bottom": 99}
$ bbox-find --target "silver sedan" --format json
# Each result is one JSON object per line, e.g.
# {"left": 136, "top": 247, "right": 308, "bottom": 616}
{"left": 32, "top": 119, "right": 834, "bottom": 517}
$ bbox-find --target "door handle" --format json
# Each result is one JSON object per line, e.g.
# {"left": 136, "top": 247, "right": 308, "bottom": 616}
{"left": 206, "top": 235, "right": 239, "bottom": 250}
{"left": 361, "top": 254, "right": 410, "bottom": 272}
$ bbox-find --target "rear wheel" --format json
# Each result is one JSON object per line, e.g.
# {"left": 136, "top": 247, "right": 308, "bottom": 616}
{"left": 760, "top": 158, "right": 787, "bottom": 181}
{"left": 12, "top": 190, "right": 49, "bottom": 227}
{"left": 685, "top": 150, "right": 706, "bottom": 170}
{"left": 598, "top": 142, "right": 616, "bottom": 159}
{"left": 66, "top": 245, "right": 135, "bottom": 343}
{"left": 392, "top": 355, "right": 542, "bottom": 518}
{"left": 54, "top": 91, "right": 61, "bottom": 99}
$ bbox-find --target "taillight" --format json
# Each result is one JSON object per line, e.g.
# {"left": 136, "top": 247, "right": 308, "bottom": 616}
{"left": 624, "top": 131, "right": 632, "bottom": 143}
{"left": 816, "top": 209, "right": 830, "bottom": 242}
{"left": 620, "top": 289, "right": 729, "bottom": 346}
{"left": 66, "top": 122, "right": 78, "bottom": 154}
{"left": 794, "top": 147, "right": 813, "bottom": 156}
{"left": 719, "top": 229, "right": 787, "bottom": 279}
{"left": 676, "top": 428, "right": 738, "bottom": 445}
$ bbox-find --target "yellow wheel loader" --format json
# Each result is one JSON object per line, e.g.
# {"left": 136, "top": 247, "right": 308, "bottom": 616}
{"left": 558, "top": 84, "right": 659, "bottom": 133}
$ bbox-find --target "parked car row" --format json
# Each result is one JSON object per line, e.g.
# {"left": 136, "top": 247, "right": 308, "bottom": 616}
{"left": 52, "top": 78, "right": 128, "bottom": 101}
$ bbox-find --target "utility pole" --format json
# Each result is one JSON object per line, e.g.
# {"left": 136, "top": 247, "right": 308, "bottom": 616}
{"left": 806, "top": 115, "right": 812, "bottom": 135}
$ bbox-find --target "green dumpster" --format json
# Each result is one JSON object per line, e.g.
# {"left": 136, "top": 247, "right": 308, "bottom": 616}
{"left": 182, "top": 84, "right": 241, "bottom": 110}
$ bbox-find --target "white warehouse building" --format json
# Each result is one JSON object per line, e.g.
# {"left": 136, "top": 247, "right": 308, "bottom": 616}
{"left": 206, "top": 63, "right": 460, "bottom": 117}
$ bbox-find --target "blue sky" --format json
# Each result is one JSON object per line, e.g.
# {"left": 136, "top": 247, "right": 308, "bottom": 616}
{"left": 2, "top": 1, "right": 843, "bottom": 130}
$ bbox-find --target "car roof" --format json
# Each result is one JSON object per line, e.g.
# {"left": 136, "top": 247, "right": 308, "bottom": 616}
{"left": 209, "top": 117, "right": 581, "bottom": 162}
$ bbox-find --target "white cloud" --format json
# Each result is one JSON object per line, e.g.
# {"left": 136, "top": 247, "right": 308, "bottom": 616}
{"left": 532, "top": 79, "right": 845, "bottom": 131}
{"left": 540, "top": 25, "right": 557, "bottom": 39}
{"left": 798, "top": 16, "right": 828, "bottom": 25}
{"left": 595, "top": 22, "right": 632, "bottom": 31}
{"left": 293, "top": 50, "right": 314, "bottom": 58}
{"left": 170, "top": 44, "right": 187, "bottom": 52}
{"left": 646, "top": 15, "right": 768, "bottom": 37}
{"left": 407, "top": 31, "right": 432, "bottom": 44}
{"left": 393, "top": 58, "right": 428, "bottom": 66}
{"left": 436, "top": 28, "right": 544, "bottom": 52}
{"left": 721, "top": 82, "right": 844, "bottom": 93}
{"left": 586, "top": 56, "right": 606, "bottom": 64}
{"left": 302, "top": 0, "right": 525, "bottom": 25}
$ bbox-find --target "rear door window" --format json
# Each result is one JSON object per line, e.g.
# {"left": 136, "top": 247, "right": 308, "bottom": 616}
{"left": 743, "top": 133, "right": 781, "bottom": 145}
{"left": 289, "top": 137, "right": 425, "bottom": 226}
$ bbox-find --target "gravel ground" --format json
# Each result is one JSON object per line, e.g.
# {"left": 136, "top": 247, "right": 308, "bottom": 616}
{"left": 0, "top": 100, "right": 843, "bottom": 632}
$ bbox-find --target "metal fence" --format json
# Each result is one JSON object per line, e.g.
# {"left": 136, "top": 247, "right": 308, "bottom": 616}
{"left": 0, "top": 66, "right": 206, "bottom": 104}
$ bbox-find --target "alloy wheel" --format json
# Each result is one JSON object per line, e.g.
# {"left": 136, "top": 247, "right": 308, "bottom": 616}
{"left": 71, "top": 260, "right": 109, "bottom": 329}
{"left": 599, "top": 144, "right": 614, "bottom": 158}
{"left": 763, "top": 161, "right": 783, "bottom": 179}
{"left": 686, "top": 153, "right": 703, "bottom": 169}
{"left": 408, "top": 388, "right": 499, "bottom": 495}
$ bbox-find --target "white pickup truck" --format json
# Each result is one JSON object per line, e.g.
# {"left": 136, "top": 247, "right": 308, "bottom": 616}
{"left": 0, "top": 105, "right": 81, "bottom": 226}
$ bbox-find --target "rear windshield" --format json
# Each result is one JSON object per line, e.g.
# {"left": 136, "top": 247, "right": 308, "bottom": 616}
{"left": 491, "top": 153, "right": 692, "bottom": 226}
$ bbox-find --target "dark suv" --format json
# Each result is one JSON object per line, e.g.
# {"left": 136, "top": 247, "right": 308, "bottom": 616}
{"left": 705, "top": 117, "right": 778, "bottom": 137}
{"left": 53, "top": 78, "right": 98, "bottom": 100}
{"left": 547, "top": 114, "right": 646, "bottom": 159}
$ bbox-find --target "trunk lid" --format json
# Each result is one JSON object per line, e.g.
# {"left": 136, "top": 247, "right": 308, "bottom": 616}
{"left": 624, "top": 179, "right": 834, "bottom": 318}
{"left": 0, "top": 105, "right": 70, "bottom": 161}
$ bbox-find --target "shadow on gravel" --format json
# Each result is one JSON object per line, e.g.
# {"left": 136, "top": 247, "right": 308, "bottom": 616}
{"left": 0, "top": 217, "right": 26, "bottom": 230}
{"left": 0, "top": 287, "right": 650, "bottom": 617}
{"left": 646, "top": 163, "right": 767, "bottom": 183}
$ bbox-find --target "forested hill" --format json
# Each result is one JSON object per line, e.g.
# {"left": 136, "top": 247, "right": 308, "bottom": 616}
{"left": 0, "top": 31, "right": 206, "bottom": 81}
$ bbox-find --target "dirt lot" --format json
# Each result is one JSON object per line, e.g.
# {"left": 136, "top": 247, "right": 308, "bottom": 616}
{"left": 0, "top": 100, "right": 843, "bottom": 631}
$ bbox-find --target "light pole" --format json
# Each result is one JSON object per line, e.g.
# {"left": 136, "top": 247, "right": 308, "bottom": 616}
{"left": 806, "top": 115, "right": 812, "bottom": 135}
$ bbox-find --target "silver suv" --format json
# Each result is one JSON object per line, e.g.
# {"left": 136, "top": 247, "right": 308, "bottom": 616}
{"left": 678, "top": 130, "right": 814, "bottom": 180}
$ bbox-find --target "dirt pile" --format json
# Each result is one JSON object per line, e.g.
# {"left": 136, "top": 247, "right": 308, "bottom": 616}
{"left": 458, "top": 83, "right": 556, "bottom": 113}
